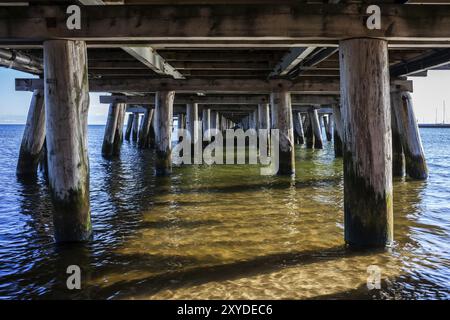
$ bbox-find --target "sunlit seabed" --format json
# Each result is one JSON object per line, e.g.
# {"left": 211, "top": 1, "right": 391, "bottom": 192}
{"left": 0, "top": 125, "right": 449, "bottom": 299}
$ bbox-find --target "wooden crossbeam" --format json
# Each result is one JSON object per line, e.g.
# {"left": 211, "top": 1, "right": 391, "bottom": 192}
{"left": 390, "top": 49, "right": 450, "bottom": 77}
{"left": 2, "top": 4, "right": 450, "bottom": 45}
{"left": 100, "top": 94, "right": 340, "bottom": 105}
{"left": 269, "top": 47, "right": 316, "bottom": 77}
{"left": 79, "top": 0, "right": 184, "bottom": 79}
{"left": 16, "top": 77, "right": 413, "bottom": 94}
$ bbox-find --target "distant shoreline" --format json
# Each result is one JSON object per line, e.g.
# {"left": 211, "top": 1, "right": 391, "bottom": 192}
{"left": 419, "top": 124, "right": 450, "bottom": 128}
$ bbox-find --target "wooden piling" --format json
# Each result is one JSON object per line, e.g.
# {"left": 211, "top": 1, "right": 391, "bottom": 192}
{"left": 304, "top": 112, "right": 314, "bottom": 149}
{"left": 154, "top": 91, "right": 175, "bottom": 175}
{"left": 43, "top": 40, "right": 91, "bottom": 242}
{"left": 332, "top": 105, "right": 344, "bottom": 158}
{"left": 17, "top": 89, "right": 46, "bottom": 178}
{"left": 125, "top": 113, "right": 134, "bottom": 141}
{"left": 186, "top": 103, "right": 199, "bottom": 144}
{"left": 112, "top": 103, "right": 126, "bottom": 156}
{"left": 132, "top": 112, "right": 140, "bottom": 142}
{"left": 324, "top": 115, "right": 333, "bottom": 141}
{"left": 138, "top": 109, "right": 154, "bottom": 149}
{"left": 391, "top": 94, "right": 405, "bottom": 177}
{"left": 102, "top": 103, "right": 120, "bottom": 157}
{"left": 309, "top": 108, "right": 323, "bottom": 149}
{"left": 202, "top": 108, "right": 211, "bottom": 141}
{"left": 340, "top": 38, "right": 393, "bottom": 248}
{"left": 392, "top": 92, "right": 428, "bottom": 180}
{"left": 271, "top": 90, "right": 295, "bottom": 175}
{"left": 293, "top": 111, "right": 305, "bottom": 145}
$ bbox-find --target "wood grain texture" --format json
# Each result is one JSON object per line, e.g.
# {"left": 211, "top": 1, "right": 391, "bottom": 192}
{"left": 44, "top": 40, "right": 91, "bottom": 242}
{"left": 113, "top": 103, "right": 126, "bottom": 156}
{"left": 270, "top": 90, "right": 294, "bottom": 175}
{"left": 124, "top": 113, "right": 134, "bottom": 141}
{"left": 102, "top": 103, "right": 120, "bottom": 157}
{"left": 309, "top": 109, "right": 323, "bottom": 149}
{"left": 132, "top": 112, "right": 140, "bottom": 142}
{"left": 390, "top": 93, "right": 406, "bottom": 177}
{"left": 155, "top": 91, "right": 175, "bottom": 175}
{"left": 293, "top": 111, "right": 304, "bottom": 145}
{"left": 392, "top": 91, "right": 428, "bottom": 180}
{"left": 17, "top": 89, "right": 46, "bottom": 177}
{"left": 138, "top": 108, "right": 154, "bottom": 149}
{"left": 340, "top": 38, "right": 393, "bottom": 248}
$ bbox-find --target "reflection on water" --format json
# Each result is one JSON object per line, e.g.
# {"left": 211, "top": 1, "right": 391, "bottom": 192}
{"left": 0, "top": 125, "right": 449, "bottom": 299}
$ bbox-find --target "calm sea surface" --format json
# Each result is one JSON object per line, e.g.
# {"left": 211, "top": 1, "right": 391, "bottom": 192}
{"left": 0, "top": 124, "right": 449, "bottom": 299}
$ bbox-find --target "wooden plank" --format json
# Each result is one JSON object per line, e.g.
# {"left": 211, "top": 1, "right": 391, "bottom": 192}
{"left": 17, "top": 77, "right": 413, "bottom": 94}
{"left": 2, "top": 4, "right": 450, "bottom": 45}
{"left": 269, "top": 47, "right": 316, "bottom": 77}
{"left": 80, "top": 0, "right": 184, "bottom": 79}
{"left": 100, "top": 93, "right": 340, "bottom": 105}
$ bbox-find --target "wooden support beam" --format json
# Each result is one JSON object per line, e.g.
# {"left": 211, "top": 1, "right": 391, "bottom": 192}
{"left": 17, "top": 89, "right": 46, "bottom": 178}
{"left": 44, "top": 40, "right": 91, "bottom": 242}
{"left": 291, "top": 47, "right": 339, "bottom": 78}
{"left": 308, "top": 108, "right": 323, "bottom": 149}
{"left": 271, "top": 90, "right": 294, "bottom": 175}
{"left": 293, "top": 111, "right": 305, "bottom": 145}
{"left": 324, "top": 114, "right": 333, "bottom": 142}
{"left": 257, "top": 103, "right": 270, "bottom": 131}
{"left": 0, "top": 49, "right": 42, "bottom": 74}
{"left": 17, "top": 77, "right": 412, "bottom": 94}
{"left": 340, "top": 38, "right": 393, "bottom": 248}
{"left": 154, "top": 91, "right": 175, "bottom": 175}
{"left": 132, "top": 112, "right": 140, "bottom": 142}
{"left": 125, "top": 113, "right": 134, "bottom": 141}
{"left": 390, "top": 93, "right": 406, "bottom": 177}
{"left": 304, "top": 112, "right": 314, "bottom": 149}
{"left": 390, "top": 49, "right": 450, "bottom": 77}
{"left": 269, "top": 47, "right": 316, "bottom": 77}
{"left": 332, "top": 104, "right": 343, "bottom": 157}
{"left": 186, "top": 103, "right": 199, "bottom": 144}
{"left": 80, "top": 0, "right": 183, "bottom": 79}
{"left": 138, "top": 108, "right": 154, "bottom": 149}
{"left": 3, "top": 4, "right": 450, "bottom": 45}
{"left": 122, "top": 47, "right": 184, "bottom": 79}
{"left": 202, "top": 108, "right": 211, "bottom": 141}
{"left": 392, "top": 92, "right": 428, "bottom": 179}
{"left": 113, "top": 103, "right": 126, "bottom": 156}
{"left": 102, "top": 102, "right": 121, "bottom": 158}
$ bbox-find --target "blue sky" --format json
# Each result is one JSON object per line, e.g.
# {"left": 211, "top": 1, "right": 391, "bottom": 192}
{"left": 1, "top": 67, "right": 450, "bottom": 124}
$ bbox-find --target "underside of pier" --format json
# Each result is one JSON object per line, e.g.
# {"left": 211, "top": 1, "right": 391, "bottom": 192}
{"left": 0, "top": 0, "right": 445, "bottom": 247}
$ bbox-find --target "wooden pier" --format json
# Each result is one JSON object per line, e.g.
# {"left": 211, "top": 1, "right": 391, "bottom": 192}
{"left": 1, "top": 0, "right": 445, "bottom": 247}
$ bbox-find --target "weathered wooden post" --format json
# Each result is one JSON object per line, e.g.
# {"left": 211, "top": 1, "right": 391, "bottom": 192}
{"left": 271, "top": 90, "right": 295, "bottom": 175}
{"left": 210, "top": 110, "right": 218, "bottom": 130}
{"left": 102, "top": 103, "right": 121, "bottom": 157}
{"left": 390, "top": 94, "right": 405, "bottom": 177}
{"left": 186, "top": 103, "right": 199, "bottom": 145}
{"left": 17, "top": 89, "right": 46, "bottom": 178}
{"left": 112, "top": 103, "right": 126, "bottom": 156}
{"left": 132, "top": 112, "right": 140, "bottom": 142}
{"left": 258, "top": 103, "right": 270, "bottom": 131}
{"left": 43, "top": 40, "right": 91, "bottom": 242}
{"left": 125, "top": 113, "right": 134, "bottom": 141}
{"left": 340, "top": 38, "right": 393, "bottom": 248}
{"left": 392, "top": 92, "right": 428, "bottom": 180}
{"left": 324, "top": 115, "right": 333, "bottom": 141}
{"left": 332, "top": 104, "right": 344, "bottom": 157}
{"left": 154, "top": 91, "right": 175, "bottom": 175}
{"left": 138, "top": 109, "right": 154, "bottom": 149}
{"left": 293, "top": 111, "right": 305, "bottom": 145}
{"left": 304, "top": 112, "right": 314, "bottom": 149}
{"left": 309, "top": 108, "right": 323, "bottom": 149}
{"left": 202, "top": 108, "right": 211, "bottom": 142}
{"left": 178, "top": 113, "right": 185, "bottom": 130}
